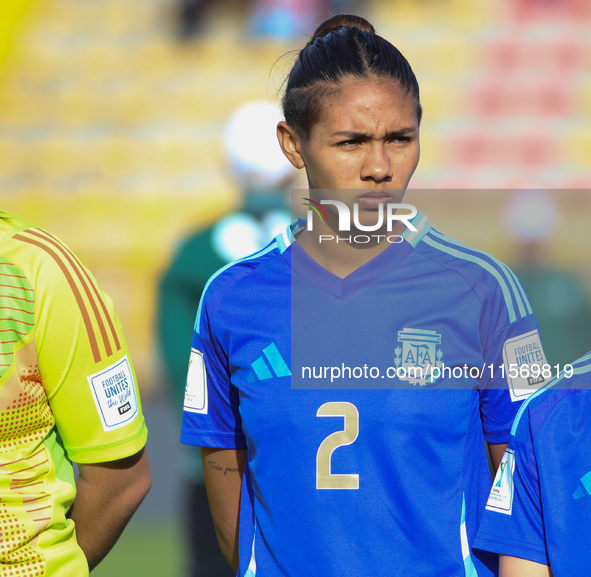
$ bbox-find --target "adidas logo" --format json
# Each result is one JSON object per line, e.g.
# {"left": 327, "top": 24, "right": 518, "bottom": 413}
{"left": 247, "top": 343, "right": 291, "bottom": 383}
{"left": 573, "top": 472, "right": 591, "bottom": 499}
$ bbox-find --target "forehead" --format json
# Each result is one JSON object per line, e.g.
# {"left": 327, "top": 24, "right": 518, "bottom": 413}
{"left": 314, "top": 76, "right": 417, "bottom": 134}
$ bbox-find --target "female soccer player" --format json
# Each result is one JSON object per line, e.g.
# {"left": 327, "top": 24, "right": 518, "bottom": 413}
{"left": 181, "top": 14, "right": 546, "bottom": 576}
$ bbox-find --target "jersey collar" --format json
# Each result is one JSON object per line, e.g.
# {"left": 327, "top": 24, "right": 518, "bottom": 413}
{"left": 277, "top": 213, "right": 430, "bottom": 300}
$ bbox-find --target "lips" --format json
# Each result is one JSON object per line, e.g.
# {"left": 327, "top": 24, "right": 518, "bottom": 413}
{"left": 358, "top": 191, "right": 392, "bottom": 209}
{"left": 359, "top": 190, "right": 392, "bottom": 198}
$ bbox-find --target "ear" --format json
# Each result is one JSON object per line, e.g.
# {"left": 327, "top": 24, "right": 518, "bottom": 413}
{"left": 277, "top": 121, "right": 306, "bottom": 170}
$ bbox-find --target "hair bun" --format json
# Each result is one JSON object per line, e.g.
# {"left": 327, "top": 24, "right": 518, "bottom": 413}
{"left": 308, "top": 14, "right": 375, "bottom": 45}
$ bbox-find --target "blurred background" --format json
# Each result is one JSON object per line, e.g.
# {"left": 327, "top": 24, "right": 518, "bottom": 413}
{"left": 1, "top": 0, "right": 590, "bottom": 575}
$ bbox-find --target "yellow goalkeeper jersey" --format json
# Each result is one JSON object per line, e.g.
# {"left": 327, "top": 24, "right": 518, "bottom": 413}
{"left": 0, "top": 211, "right": 148, "bottom": 575}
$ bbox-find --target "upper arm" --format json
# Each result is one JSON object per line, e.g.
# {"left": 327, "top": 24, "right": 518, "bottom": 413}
{"left": 76, "top": 447, "right": 151, "bottom": 498}
{"left": 181, "top": 293, "right": 246, "bottom": 450}
{"left": 479, "top": 311, "right": 547, "bottom": 445}
{"left": 500, "top": 555, "right": 552, "bottom": 577}
{"left": 28, "top": 231, "right": 147, "bottom": 462}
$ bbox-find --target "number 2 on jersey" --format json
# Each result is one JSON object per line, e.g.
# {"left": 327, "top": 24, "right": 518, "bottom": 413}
{"left": 316, "top": 402, "right": 359, "bottom": 490}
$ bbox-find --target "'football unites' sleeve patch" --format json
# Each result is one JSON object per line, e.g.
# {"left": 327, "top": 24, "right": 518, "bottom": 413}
{"left": 184, "top": 348, "right": 208, "bottom": 414}
{"left": 87, "top": 355, "right": 139, "bottom": 432}
{"left": 503, "top": 329, "right": 547, "bottom": 402}
{"left": 486, "top": 449, "right": 516, "bottom": 515}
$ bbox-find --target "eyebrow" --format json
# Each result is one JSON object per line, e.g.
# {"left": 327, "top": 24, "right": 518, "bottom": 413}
{"left": 331, "top": 128, "right": 417, "bottom": 138}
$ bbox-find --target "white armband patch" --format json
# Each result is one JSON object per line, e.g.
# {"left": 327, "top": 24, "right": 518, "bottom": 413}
{"left": 87, "top": 355, "right": 139, "bottom": 432}
{"left": 486, "top": 449, "right": 515, "bottom": 515}
{"left": 184, "top": 348, "right": 208, "bottom": 414}
{"left": 503, "top": 329, "right": 547, "bottom": 402}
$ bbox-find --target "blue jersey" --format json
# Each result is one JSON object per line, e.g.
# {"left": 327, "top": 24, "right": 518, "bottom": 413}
{"left": 474, "top": 352, "right": 591, "bottom": 576}
{"left": 181, "top": 212, "right": 545, "bottom": 577}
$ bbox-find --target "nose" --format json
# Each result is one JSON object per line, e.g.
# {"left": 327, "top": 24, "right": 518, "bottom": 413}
{"left": 361, "top": 143, "right": 393, "bottom": 183}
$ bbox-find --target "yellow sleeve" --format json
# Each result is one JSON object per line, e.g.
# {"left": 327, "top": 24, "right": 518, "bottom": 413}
{"left": 15, "top": 226, "right": 148, "bottom": 463}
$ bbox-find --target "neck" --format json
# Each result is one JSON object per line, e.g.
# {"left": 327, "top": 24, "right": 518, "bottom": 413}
{"left": 296, "top": 220, "right": 406, "bottom": 279}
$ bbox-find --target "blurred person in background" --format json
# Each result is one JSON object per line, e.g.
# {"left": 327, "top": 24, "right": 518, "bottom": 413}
{"left": 504, "top": 190, "right": 591, "bottom": 369}
{"left": 157, "top": 101, "right": 294, "bottom": 576}
{"left": 0, "top": 211, "right": 150, "bottom": 575}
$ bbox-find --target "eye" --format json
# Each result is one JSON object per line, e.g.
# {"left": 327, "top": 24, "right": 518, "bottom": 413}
{"left": 337, "top": 139, "right": 360, "bottom": 148}
{"left": 387, "top": 135, "right": 413, "bottom": 144}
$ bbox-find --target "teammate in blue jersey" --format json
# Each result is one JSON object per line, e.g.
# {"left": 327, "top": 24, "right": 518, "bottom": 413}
{"left": 181, "top": 14, "right": 547, "bottom": 577}
{"left": 474, "top": 353, "right": 590, "bottom": 577}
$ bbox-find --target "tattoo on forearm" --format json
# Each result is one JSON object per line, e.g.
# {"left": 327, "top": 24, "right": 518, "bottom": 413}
{"left": 207, "top": 460, "right": 239, "bottom": 475}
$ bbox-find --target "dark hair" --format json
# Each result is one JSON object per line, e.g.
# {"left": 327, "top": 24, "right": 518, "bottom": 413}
{"left": 282, "top": 14, "right": 422, "bottom": 139}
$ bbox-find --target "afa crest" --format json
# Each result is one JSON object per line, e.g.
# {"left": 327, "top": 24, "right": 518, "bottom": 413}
{"left": 394, "top": 328, "right": 443, "bottom": 386}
